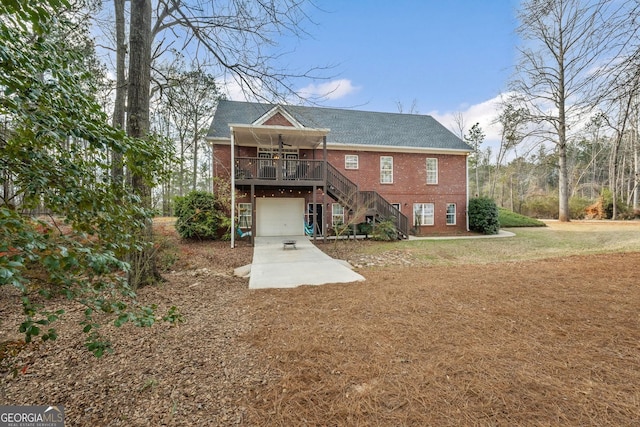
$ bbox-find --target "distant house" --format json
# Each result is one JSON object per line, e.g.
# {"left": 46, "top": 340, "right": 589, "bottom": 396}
{"left": 206, "top": 100, "right": 472, "bottom": 245}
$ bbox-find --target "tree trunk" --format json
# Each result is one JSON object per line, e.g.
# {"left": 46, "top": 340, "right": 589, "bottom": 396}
{"left": 192, "top": 111, "right": 198, "bottom": 192}
{"left": 127, "top": 0, "right": 160, "bottom": 287}
{"left": 557, "top": 35, "right": 570, "bottom": 222}
{"left": 179, "top": 135, "right": 185, "bottom": 196}
{"left": 111, "top": 0, "right": 126, "bottom": 184}
{"left": 634, "top": 142, "right": 639, "bottom": 210}
{"left": 475, "top": 157, "right": 480, "bottom": 197}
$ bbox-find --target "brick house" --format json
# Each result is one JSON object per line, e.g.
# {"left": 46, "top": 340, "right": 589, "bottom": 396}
{"left": 206, "top": 100, "right": 473, "bottom": 246}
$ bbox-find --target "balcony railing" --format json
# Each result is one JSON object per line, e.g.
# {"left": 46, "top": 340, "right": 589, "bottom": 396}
{"left": 234, "top": 157, "right": 325, "bottom": 182}
{"left": 233, "top": 156, "right": 409, "bottom": 238}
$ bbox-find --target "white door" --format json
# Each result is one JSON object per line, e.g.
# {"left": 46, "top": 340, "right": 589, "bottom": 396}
{"left": 256, "top": 198, "right": 305, "bottom": 236}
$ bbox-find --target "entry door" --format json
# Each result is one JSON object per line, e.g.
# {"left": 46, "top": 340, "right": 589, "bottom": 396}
{"left": 306, "top": 203, "right": 323, "bottom": 235}
{"left": 284, "top": 153, "right": 298, "bottom": 176}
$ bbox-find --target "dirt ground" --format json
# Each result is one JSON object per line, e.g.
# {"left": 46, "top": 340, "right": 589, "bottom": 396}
{"left": 1, "top": 220, "right": 639, "bottom": 426}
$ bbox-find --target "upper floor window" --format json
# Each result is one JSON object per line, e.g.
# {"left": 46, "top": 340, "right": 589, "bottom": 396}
{"left": 380, "top": 156, "right": 393, "bottom": 184}
{"left": 345, "top": 155, "right": 359, "bottom": 170}
{"left": 426, "top": 158, "right": 438, "bottom": 184}
{"left": 414, "top": 203, "right": 434, "bottom": 226}
{"left": 446, "top": 203, "right": 456, "bottom": 225}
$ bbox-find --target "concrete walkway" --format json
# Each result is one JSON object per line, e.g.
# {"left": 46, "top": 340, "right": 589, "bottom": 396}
{"left": 247, "top": 236, "right": 365, "bottom": 289}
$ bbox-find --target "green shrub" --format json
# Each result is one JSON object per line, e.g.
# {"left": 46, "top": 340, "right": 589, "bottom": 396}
{"left": 521, "top": 195, "right": 559, "bottom": 219}
{"left": 174, "top": 191, "right": 223, "bottom": 239}
{"left": 469, "top": 197, "right": 500, "bottom": 235}
{"left": 600, "top": 188, "right": 629, "bottom": 219}
{"left": 372, "top": 219, "right": 397, "bottom": 241}
{"left": 569, "top": 196, "right": 592, "bottom": 219}
{"left": 357, "top": 222, "right": 373, "bottom": 237}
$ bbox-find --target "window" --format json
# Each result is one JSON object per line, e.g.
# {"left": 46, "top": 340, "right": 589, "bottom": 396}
{"left": 332, "top": 203, "right": 344, "bottom": 226}
{"left": 238, "top": 203, "right": 252, "bottom": 228}
{"left": 392, "top": 203, "right": 401, "bottom": 212}
{"left": 446, "top": 203, "right": 456, "bottom": 225}
{"left": 414, "top": 203, "right": 434, "bottom": 226}
{"left": 345, "top": 155, "right": 359, "bottom": 170}
{"left": 380, "top": 156, "right": 393, "bottom": 184}
{"left": 426, "top": 158, "right": 438, "bottom": 184}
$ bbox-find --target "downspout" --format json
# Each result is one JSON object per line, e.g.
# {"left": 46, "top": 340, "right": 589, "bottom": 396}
{"left": 466, "top": 153, "right": 470, "bottom": 232}
{"left": 214, "top": 142, "right": 216, "bottom": 194}
{"left": 230, "top": 128, "right": 235, "bottom": 248}
{"left": 322, "top": 135, "right": 327, "bottom": 244}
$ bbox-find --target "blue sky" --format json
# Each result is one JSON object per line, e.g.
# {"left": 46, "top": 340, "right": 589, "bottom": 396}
{"left": 227, "top": 1, "right": 522, "bottom": 143}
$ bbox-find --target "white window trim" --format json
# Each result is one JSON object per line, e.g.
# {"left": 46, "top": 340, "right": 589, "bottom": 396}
{"left": 426, "top": 158, "right": 438, "bottom": 185}
{"left": 345, "top": 154, "right": 359, "bottom": 170}
{"left": 332, "top": 203, "right": 345, "bottom": 226}
{"left": 380, "top": 156, "right": 393, "bottom": 184}
{"left": 446, "top": 203, "right": 456, "bottom": 225}
{"left": 238, "top": 203, "right": 252, "bottom": 228}
{"left": 414, "top": 203, "right": 434, "bottom": 226}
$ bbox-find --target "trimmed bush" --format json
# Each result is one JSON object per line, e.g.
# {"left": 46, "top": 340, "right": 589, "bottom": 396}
{"left": 174, "top": 191, "right": 222, "bottom": 239}
{"left": 357, "top": 222, "right": 373, "bottom": 237}
{"left": 372, "top": 219, "right": 397, "bottom": 241}
{"left": 469, "top": 197, "right": 500, "bottom": 235}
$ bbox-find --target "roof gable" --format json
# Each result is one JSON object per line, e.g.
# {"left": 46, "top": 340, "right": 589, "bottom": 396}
{"left": 208, "top": 100, "right": 472, "bottom": 153}
{"left": 253, "top": 105, "right": 303, "bottom": 128}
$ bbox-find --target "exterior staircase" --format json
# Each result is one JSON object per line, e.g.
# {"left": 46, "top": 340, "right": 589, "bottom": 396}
{"left": 326, "top": 163, "right": 409, "bottom": 238}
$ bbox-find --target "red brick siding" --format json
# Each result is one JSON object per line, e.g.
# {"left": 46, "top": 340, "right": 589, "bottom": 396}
{"left": 323, "top": 150, "right": 469, "bottom": 235}
{"left": 213, "top": 145, "right": 232, "bottom": 179}
{"left": 263, "top": 113, "right": 294, "bottom": 126}
{"left": 214, "top": 143, "right": 469, "bottom": 235}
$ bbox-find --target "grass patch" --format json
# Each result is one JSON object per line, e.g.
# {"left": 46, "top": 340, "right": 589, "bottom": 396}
{"left": 343, "top": 221, "right": 640, "bottom": 267}
{"left": 498, "top": 207, "right": 546, "bottom": 227}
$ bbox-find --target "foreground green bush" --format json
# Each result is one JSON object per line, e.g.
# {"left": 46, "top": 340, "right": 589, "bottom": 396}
{"left": 469, "top": 197, "right": 500, "bottom": 235}
{"left": 372, "top": 219, "right": 398, "bottom": 241}
{"left": 174, "top": 191, "right": 224, "bottom": 239}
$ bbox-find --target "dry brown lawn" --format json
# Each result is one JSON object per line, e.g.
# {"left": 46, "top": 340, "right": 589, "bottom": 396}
{"left": 1, "top": 220, "right": 639, "bottom": 426}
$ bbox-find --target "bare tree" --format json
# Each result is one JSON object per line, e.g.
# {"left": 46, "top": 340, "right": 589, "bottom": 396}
{"left": 465, "top": 123, "right": 485, "bottom": 197}
{"left": 600, "top": 77, "right": 640, "bottom": 218}
{"left": 122, "top": 0, "right": 326, "bottom": 284}
{"left": 162, "top": 67, "right": 222, "bottom": 193}
{"left": 451, "top": 111, "right": 466, "bottom": 141}
{"left": 602, "top": 2, "right": 640, "bottom": 217}
{"left": 511, "top": 0, "right": 618, "bottom": 221}
{"left": 491, "top": 99, "right": 529, "bottom": 198}
{"left": 396, "top": 99, "right": 419, "bottom": 114}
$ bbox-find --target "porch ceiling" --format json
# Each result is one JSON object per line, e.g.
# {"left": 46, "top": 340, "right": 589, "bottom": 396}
{"left": 230, "top": 124, "right": 329, "bottom": 149}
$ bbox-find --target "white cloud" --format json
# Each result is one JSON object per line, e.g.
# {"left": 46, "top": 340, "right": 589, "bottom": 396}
{"left": 297, "top": 79, "right": 361, "bottom": 101}
{"left": 427, "top": 94, "right": 507, "bottom": 145}
{"left": 221, "top": 76, "right": 360, "bottom": 104}
{"left": 222, "top": 75, "right": 266, "bottom": 102}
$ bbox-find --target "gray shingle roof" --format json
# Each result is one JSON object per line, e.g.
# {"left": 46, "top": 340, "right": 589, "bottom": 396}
{"left": 207, "top": 100, "right": 472, "bottom": 152}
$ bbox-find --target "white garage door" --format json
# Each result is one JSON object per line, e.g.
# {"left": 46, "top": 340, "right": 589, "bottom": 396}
{"left": 256, "top": 198, "right": 305, "bottom": 236}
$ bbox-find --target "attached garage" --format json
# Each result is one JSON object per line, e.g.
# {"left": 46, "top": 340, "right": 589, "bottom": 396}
{"left": 256, "top": 198, "right": 305, "bottom": 236}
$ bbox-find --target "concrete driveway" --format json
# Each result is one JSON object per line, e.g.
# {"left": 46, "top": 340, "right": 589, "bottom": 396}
{"left": 247, "top": 236, "right": 365, "bottom": 289}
